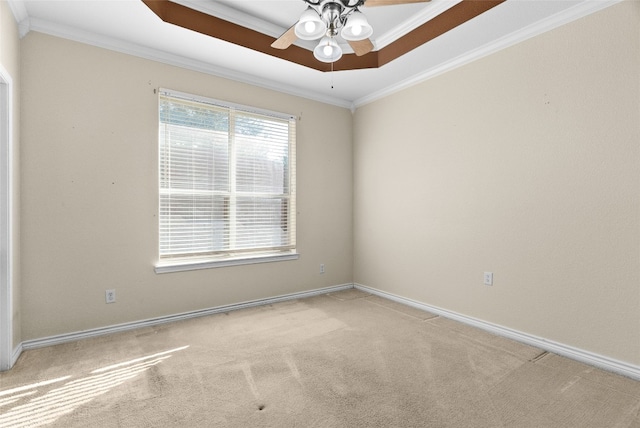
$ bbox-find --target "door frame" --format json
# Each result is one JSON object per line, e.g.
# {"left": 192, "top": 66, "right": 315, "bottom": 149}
{"left": 0, "top": 65, "right": 14, "bottom": 371}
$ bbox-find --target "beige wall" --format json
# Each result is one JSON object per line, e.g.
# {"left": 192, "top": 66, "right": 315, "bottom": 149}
{"left": 354, "top": 1, "right": 640, "bottom": 365}
{"left": 20, "top": 32, "right": 353, "bottom": 340}
{"left": 14, "top": 0, "right": 640, "bottom": 370}
{"left": 0, "top": 1, "right": 21, "bottom": 349}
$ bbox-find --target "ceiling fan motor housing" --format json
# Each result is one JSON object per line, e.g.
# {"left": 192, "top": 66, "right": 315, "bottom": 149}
{"left": 303, "top": 0, "right": 366, "bottom": 8}
{"left": 305, "top": 0, "right": 368, "bottom": 27}
{"left": 322, "top": 3, "right": 343, "bottom": 34}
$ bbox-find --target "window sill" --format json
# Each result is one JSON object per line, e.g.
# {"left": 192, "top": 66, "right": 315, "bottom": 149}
{"left": 154, "top": 252, "right": 300, "bottom": 274}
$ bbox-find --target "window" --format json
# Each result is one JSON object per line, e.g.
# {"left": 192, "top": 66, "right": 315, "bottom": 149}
{"left": 156, "top": 89, "right": 297, "bottom": 273}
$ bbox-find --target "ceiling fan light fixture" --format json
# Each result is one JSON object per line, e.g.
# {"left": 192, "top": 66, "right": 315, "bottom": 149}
{"left": 294, "top": 7, "right": 325, "bottom": 40}
{"left": 313, "top": 36, "right": 343, "bottom": 63}
{"left": 341, "top": 10, "right": 373, "bottom": 41}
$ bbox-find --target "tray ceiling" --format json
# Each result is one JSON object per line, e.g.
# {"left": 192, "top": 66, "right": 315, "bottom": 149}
{"left": 8, "top": 0, "right": 619, "bottom": 109}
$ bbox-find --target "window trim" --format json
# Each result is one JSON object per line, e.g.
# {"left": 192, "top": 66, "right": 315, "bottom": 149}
{"left": 155, "top": 89, "right": 298, "bottom": 273}
{"left": 154, "top": 251, "right": 299, "bottom": 274}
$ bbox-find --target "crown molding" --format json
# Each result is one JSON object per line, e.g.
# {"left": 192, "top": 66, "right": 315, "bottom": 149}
{"left": 353, "top": 0, "right": 624, "bottom": 108}
{"left": 175, "top": 0, "right": 291, "bottom": 40}
{"left": 5, "top": 0, "right": 30, "bottom": 38}
{"left": 177, "top": 0, "right": 361, "bottom": 54}
{"left": 374, "top": 0, "right": 462, "bottom": 49}
{"left": 17, "top": 18, "right": 30, "bottom": 39}
{"left": 26, "top": 17, "right": 353, "bottom": 109}
{"left": 5, "top": 0, "right": 27, "bottom": 24}
{"left": 16, "top": 0, "right": 621, "bottom": 111}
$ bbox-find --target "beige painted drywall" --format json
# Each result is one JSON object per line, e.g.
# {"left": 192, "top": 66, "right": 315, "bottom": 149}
{"left": 354, "top": 1, "right": 640, "bottom": 365}
{"left": 0, "top": 1, "right": 21, "bottom": 349}
{"left": 20, "top": 32, "right": 353, "bottom": 340}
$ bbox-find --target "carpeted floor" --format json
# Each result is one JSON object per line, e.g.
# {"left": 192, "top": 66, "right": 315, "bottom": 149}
{"left": 0, "top": 289, "right": 639, "bottom": 427}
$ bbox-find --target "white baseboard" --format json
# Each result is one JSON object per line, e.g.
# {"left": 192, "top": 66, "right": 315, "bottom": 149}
{"left": 14, "top": 282, "right": 640, "bottom": 382}
{"left": 19, "top": 283, "right": 353, "bottom": 352}
{"left": 11, "top": 343, "right": 22, "bottom": 367}
{"left": 354, "top": 283, "right": 640, "bottom": 381}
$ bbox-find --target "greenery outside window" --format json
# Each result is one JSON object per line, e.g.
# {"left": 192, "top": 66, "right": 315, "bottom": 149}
{"left": 156, "top": 89, "right": 297, "bottom": 273}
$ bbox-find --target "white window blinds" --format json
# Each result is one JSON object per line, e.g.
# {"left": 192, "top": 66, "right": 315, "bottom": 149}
{"left": 158, "top": 89, "right": 296, "bottom": 262}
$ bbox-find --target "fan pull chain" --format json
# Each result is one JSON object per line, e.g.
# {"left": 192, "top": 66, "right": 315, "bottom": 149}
{"left": 331, "top": 61, "right": 334, "bottom": 89}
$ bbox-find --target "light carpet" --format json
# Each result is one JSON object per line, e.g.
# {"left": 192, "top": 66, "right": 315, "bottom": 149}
{"left": 0, "top": 289, "right": 638, "bottom": 427}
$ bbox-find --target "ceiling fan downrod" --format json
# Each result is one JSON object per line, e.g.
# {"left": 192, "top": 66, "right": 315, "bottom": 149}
{"left": 322, "top": 2, "right": 343, "bottom": 36}
{"left": 303, "top": 0, "right": 366, "bottom": 9}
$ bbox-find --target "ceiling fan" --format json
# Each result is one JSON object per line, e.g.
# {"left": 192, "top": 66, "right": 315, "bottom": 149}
{"left": 271, "top": 0, "right": 431, "bottom": 63}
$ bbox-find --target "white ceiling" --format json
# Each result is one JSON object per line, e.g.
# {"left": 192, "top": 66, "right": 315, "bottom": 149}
{"left": 8, "top": 0, "right": 618, "bottom": 109}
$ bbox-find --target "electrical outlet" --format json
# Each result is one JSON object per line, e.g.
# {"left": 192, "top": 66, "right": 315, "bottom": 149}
{"left": 320, "top": 264, "right": 325, "bottom": 274}
{"left": 483, "top": 272, "right": 493, "bottom": 286}
{"left": 105, "top": 289, "right": 116, "bottom": 303}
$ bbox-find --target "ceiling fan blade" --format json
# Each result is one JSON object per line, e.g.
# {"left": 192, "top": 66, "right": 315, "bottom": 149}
{"left": 348, "top": 38, "right": 374, "bottom": 56}
{"left": 364, "top": 0, "right": 430, "bottom": 6}
{"left": 271, "top": 24, "right": 298, "bottom": 49}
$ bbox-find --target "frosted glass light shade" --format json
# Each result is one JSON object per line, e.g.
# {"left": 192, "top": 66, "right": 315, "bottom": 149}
{"left": 313, "top": 36, "right": 343, "bottom": 63}
{"left": 294, "top": 7, "right": 325, "bottom": 40}
{"left": 341, "top": 11, "right": 373, "bottom": 41}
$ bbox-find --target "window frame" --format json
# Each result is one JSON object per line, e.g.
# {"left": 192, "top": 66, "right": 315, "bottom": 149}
{"left": 154, "top": 89, "right": 298, "bottom": 274}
